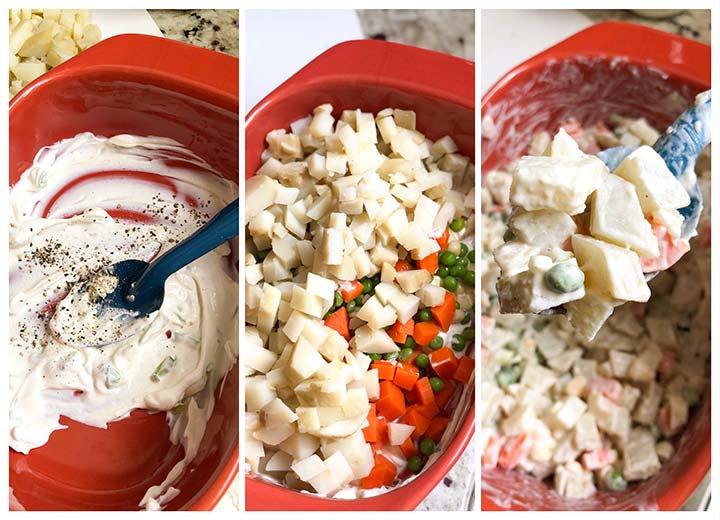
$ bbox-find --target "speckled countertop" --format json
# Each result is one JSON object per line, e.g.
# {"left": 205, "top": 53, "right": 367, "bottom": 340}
{"left": 146, "top": 8, "right": 239, "bottom": 512}
{"left": 581, "top": 9, "right": 709, "bottom": 44}
{"left": 148, "top": 9, "right": 238, "bottom": 58}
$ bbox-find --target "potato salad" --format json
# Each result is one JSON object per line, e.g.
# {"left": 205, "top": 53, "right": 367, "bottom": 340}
{"left": 481, "top": 118, "right": 710, "bottom": 499}
{"left": 245, "top": 105, "right": 475, "bottom": 496}
{"left": 494, "top": 124, "right": 693, "bottom": 342}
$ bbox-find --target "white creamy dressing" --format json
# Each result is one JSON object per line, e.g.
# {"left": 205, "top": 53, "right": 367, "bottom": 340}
{"left": 9, "top": 133, "right": 239, "bottom": 510}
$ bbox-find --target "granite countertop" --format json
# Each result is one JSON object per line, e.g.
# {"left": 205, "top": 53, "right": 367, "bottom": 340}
{"left": 580, "top": 9, "right": 709, "bottom": 44}
{"left": 145, "top": 8, "right": 239, "bottom": 512}
{"left": 148, "top": 9, "right": 238, "bottom": 57}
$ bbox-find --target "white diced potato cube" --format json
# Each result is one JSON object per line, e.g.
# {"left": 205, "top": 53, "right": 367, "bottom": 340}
{"left": 497, "top": 267, "right": 584, "bottom": 314}
{"left": 547, "top": 396, "right": 587, "bottom": 430}
{"left": 572, "top": 234, "right": 650, "bottom": 302}
{"left": 292, "top": 454, "right": 326, "bottom": 481}
{"left": 627, "top": 342, "right": 663, "bottom": 382}
{"left": 651, "top": 208, "right": 684, "bottom": 238}
{"left": 257, "top": 284, "right": 282, "bottom": 334}
{"left": 246, "top": 263, "right": 264, "bottom": 285}
{"left": 509, "top": 209, "right": 577, "bottom": 249}
{"left": 565, "top": 290, "right": 616, "bottom": 342}
{"left": 493, "top": 241, "right": 542, "bottom": 278}
{"left": 262, "top": 398, "right": 299, "bottom": 428}
{"left": 614, "top": 145, "right": 691, "bottom": 213}
{"left": 622, "top": 428, "right": 661, "bottom": 481}
{"left": 419, "top": 284, "right": 447, "bottom": 307}
{"left": 246, "top": 375, "right": 277, "bottom": 412}
{"left": 510, "top": 155, "right": 605, "bottom": 214}
{"left": 395, "top": 269, "right": 432, "bottom": 294}
{"left": 279, "top": 433, "right": 321, "bottom": 460}
{"left": 590, "top": 173, "right": 658, "bottom": 258}
{"left": 413, "top": 195, "right": 440, "bottom": 233}
{"left": 349, "top": 325, "right": 399, "bottom": 354}
{"left": 265, "top": 450, "right": 294, "bottom": 472}
{"left": 290, "top": 286, "right": 325, "bottom": 318}
{"left": 287, "top": 337, "right": 326, "bottom": 382}
{"left": 387, "top": 423, "right": 415, "bottom": 445}
{"left": 283, "top": 310, "right": 312, "bottom": 342}
{"left": 248, "top": 210, "right": 275, "bottom": 237}
{"left": 246, "top": 175, "right": 279, "bottom": 224}
{"left": 246, "top": 338, "right": 277, "bottom": 375}
{"left": 549, "top": 128, "right": 585, "bottom": 159}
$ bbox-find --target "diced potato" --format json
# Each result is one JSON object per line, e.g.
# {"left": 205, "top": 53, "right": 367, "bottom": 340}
{"left": 509, "top": 209, "right": 577, "bottom": 249}
{"left": 572, "top": 235, "right": 650, "bottom": 302}
{"left": 565, "top": 290, "right": 616, "bottom": 342}
{"left": 590, "top": 173, "right": 658, "bottom": 258}
{"left": 614, "top": 145, "right": 691, "bottom": 213}
{"left": 286, "top": 338, "right": 326, "bottom": 382}
{"left": 395, "top": 269, "right": 432, "bottom": 294}
{"left": 387, "top": 423, "right": 415, "bottom": 445}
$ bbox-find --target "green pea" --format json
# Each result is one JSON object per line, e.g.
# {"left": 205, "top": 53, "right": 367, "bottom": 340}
{"left": 455, "top": 300, "right": 461, "bottom": 310}
{"left": 463, "top": 270, "right": 475, "bottom": 286}
{"left": 429, "top": 377, "right": 445, "bottom": 392}
{"left": 333, "top": 291, "right": 343, "bottom": 308}
{"left": 443, "top": 276, "right": 458, "bottom": 292}
{"left": 452, "top": 342, "right": 465, "bottom": 352}
{"left": 368, "top": 353, "right": 382, "bottom": 361}
{"left": 461, "top": 312, "right": 472, "bottom": 325}
{"left": 371, "top": 273, "right": 381, "bottom": 286}
{"left": 407, "top": 455, "right": 423, "bottom": 473}
{"left": 346, "top": 301, "right": 357, "bottom": 313}
{"left": 496, "top": 364, "right": 522, "bottom": 388}
{"left": 456, "top": 256, "right": 469, "bottom": 267}
{"left": 606, "top": 470, "right": 628, "bottom": 491}
{"left": 468, "top": 250, "right": 475, "bottom": 263}
{"left": 439, "top": 251, "right": 457, "bottom": 267}
{"left": 449, "top": 264, "right": 466, "bottom": 277}
{"left": 415, "top": 353, "right": 430, "bottom": 369}
{"left": 544, "top": 263, "right": 585, "bottom": 293}
{"left": 383, "top": 351, "right": 399, "bottom": 361}
{"left": 459, "top": 243, "right": 469, "bottom": 257}
{"left": 323, "top": 310, "right": 332, "bottom": 320}
{"left": 418, "top": 367, "right": 427, "bottom": 377}
{"left": 398, "top": 347, "right": 414, "bottom": 361}
{"left": 449, "top": 218, "right": 465, "bottom": 232}
{"left": 254, "top": 249, "right": 270, "bottom": 262}
{"left": 437, "top": 266, "right": 450, "bottom": 278}
{"left": 429, "top": 336, "right": 443, "bottom": 350}
{"left": 462, "top": 327, "right": 475, "bottom": 340}
{"left": 404, "top": 336, "right": 417, "bottom": 350}
{"left": 418, "top": 308, "right": 432, "bottom": 322}
{"left": 361, "top": 278, "right": 373, "bottom": 294}
{"left": 419, "top": 438, "right": 436, "bottom": 456}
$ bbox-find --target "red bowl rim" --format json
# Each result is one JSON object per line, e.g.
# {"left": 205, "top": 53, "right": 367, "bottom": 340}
{"left": 480, "top": 21, "right": 710, "bottom": 511}
{"left": 8, "top": 34, "right": 239, "bottom": 512}
{"left": 245, "top": 39, "right": 475, "bottom": 510}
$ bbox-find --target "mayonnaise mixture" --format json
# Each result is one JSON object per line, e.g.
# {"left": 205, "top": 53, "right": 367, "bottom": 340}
{"left": 9, "top": 133, "right": 239, "bottom": 510}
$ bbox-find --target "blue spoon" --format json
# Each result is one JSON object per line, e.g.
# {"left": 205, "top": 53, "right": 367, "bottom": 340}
{"left": 597, "top": 91, "right": 711, "bottom": 242}
{"left": 53, "top": 198, "right": 239, "bottom": 347}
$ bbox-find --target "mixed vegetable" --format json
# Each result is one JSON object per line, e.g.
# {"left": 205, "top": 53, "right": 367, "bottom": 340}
{"left": 481, "top": 117, "right": 711, "bottom": 499}
{"left": 245, "top": 105, "right": 475, "bottom": 496}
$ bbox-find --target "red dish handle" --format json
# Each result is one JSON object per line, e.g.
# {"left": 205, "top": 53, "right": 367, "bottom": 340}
{"left": 251, "top": 39, "right": 474, "bottom": 114}
{"left": 11, "top": 34, "right": 238, "bottom": 109}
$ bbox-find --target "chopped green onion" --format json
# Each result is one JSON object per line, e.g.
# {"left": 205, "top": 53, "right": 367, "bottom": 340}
{"left": 606, "top": 470, "right": 628, "bottom": 491}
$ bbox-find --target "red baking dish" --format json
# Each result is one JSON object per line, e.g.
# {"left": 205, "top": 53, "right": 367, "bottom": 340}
{"left": 245, "top": 39, "right": 475, "bottom": 511}
{"left": 481, "top": 22, "right": 710, "bottom": 511}
{"left": 9, "top": 34, "right": 239, "bottom": 511}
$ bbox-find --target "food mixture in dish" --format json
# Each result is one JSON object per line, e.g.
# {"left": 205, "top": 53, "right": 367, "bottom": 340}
{"left": 9, "top": 133, "right": 239, "bottom": 510}
{"left": 245, "top": 105, "right": 475, "bottom": 497}
{"left": 494, "top": 126, "right": 691, "bottom": 341}
{"left": 481, "top": 118, "right": 710, "bottom": 498}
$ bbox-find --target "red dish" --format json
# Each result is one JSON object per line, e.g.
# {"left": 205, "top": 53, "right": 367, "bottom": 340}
{"left": 481, "top": 22, "right": 710, "bottom": 511}
{"left": 9, "top": 35, "right": 239, "bottom": 511}
{"left": 245, "top": 39, "right": 475, "bottom": 511}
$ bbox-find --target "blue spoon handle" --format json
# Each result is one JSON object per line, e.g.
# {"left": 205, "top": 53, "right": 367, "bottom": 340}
{"left": 129, "top": 198, "right": 239, "bottom": 298}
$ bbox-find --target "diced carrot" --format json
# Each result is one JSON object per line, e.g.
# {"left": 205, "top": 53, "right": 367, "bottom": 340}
{"left": 324, "top": 306, "right": 350, "bottom": 340}
{"left": 587, "top": 377, "right": 622, "bottom": 403}
{"left": 452, "top": 356, "right": 475, "bottom": 384}
{"left": 658, "top": 404, "right": 672, "bottom": 436}
{"left": 425, "top": 416, "right": 450, "bottom": 443}
{"left": 431, "top": 291, "right": 456, "bottom": 332}
{"left": 413, "top": 322, "right": 439, "bottom": 347}
{"left": 658, "top": 350, "right": 676, "bottom": 377}
{"left": 433, "top": 228, "right": 450, "bottom": 250}
{"left": 376, "top": 381, "right": 406, "bottom": 421}
{"left": 400, "top": 436, "right": 417, "bottom": 458}
{"left": 413, "top": 377, "right": 436, "bottom": 405}
{"left": 394, "top": 259, "right": 414, "bottom": 272}
{"left": 434, "top": 379, "right": 456, "bottom": 409}
{"left": 641, "top": 223, "right": 691, "bottom": 273}
{"left": 416, "top": 252, "right": 438, "bottom": 275}
{"left": 362, "top": 404, "right": 378, "bottom": 442}
{"left": 372, "top": 360, "right": 396, "bottom": 381}
{"left": 429, "top": 347, "right": 459, "bottom": 379}
{"left": 361, "top": 453, "right": 396, "bottom": 489}
{"left": 371, "top": 417, "right": 389, "bottom": 451}
{"left": 498, "top": 433, "right": 532, "bottom": 470}
{"left": 581, "top": 448, "right": 616, "bottom": 470}
{"left": 404, "top": 387, "right": 418, "bottom": 405}
{"left": 409, "top": 400, "right": 440, "bottom": 419}
{"left": 402, "top": 409, "right": 431, "bottom": 439}
{"left": 339, "top": 280, "right": 363, "bottom": 302}
{"left": 482, "top": 434, "right": 504, "bottom": 469}
{"left": 387, "top": 318, "right": 415, "bottom": 344}
{"left": 394, "top": 362, "right": 420, "bottom": 391}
